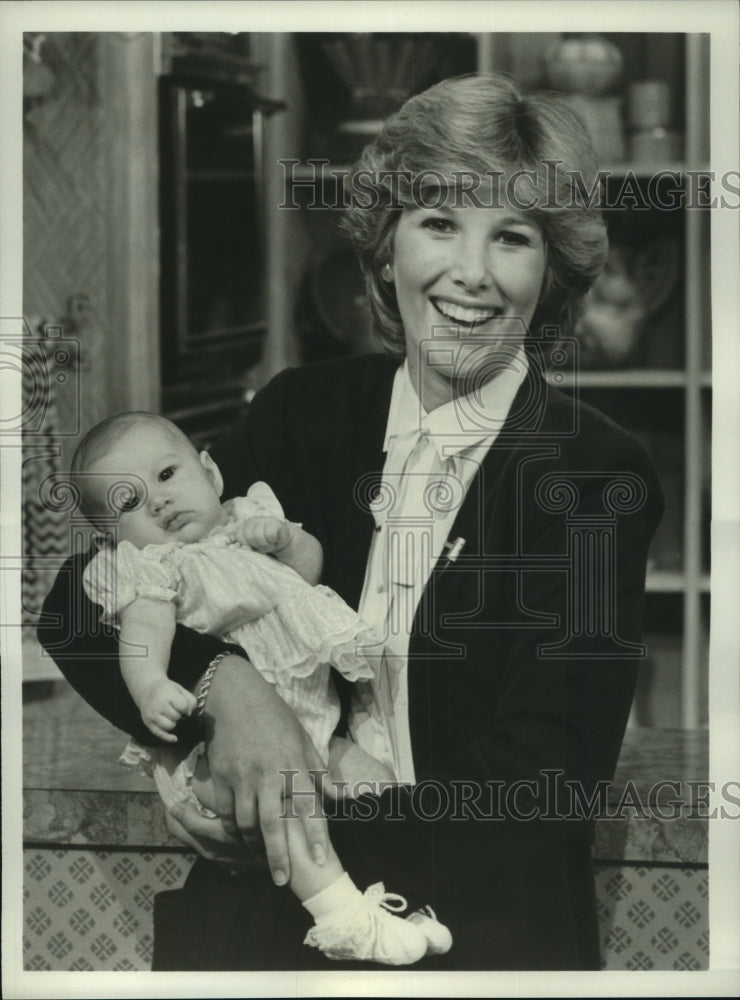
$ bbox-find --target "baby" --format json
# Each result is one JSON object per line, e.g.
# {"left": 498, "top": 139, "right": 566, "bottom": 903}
{"left": 72, "top": 411, "right": 451, "bottom": 966}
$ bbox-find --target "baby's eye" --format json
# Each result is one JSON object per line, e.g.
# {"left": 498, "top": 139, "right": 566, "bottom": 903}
{"left": 159, "top": 466, "right": 175, "bottom": 482}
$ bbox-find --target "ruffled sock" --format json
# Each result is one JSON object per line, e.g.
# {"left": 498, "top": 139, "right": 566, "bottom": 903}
{"left": 303, "top": 874, "right": 428, "bottom": 966}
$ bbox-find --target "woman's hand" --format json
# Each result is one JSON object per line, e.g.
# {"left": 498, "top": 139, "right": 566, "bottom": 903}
{"left": 202, "top": 655, "right": 331, "bottom": 886}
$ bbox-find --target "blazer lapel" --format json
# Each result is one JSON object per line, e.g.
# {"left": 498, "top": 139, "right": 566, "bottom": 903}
{"left": 428, "top": 366, "right": 550, "bottom": 573}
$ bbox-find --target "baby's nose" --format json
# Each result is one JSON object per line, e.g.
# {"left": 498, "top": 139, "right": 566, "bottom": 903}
{"left": 148, "top": 489, "right": 171, "bottom": 514}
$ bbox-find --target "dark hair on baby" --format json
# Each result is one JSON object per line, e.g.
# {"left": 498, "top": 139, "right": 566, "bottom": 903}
{"left": 71, "top": 412, "right": 193, "bottom": 527}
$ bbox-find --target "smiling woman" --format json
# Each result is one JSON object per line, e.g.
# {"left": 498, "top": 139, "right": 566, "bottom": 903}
{"left": 41, "top": 73, "right": 664, "bottom": 971}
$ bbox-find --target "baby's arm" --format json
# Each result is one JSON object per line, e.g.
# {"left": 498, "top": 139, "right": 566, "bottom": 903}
{"left": 119, "top": 597, "right": 197, "bottom": 742}
{"left": 234, "top": 517, "right": 323, "bottom": 585}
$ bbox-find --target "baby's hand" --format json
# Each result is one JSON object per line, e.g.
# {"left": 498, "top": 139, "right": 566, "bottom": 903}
{"left": 235, "top": 515, "right": 293, "bottom": 554}
{"left": 141, "top": 678, "right": 198, "bottom": 743}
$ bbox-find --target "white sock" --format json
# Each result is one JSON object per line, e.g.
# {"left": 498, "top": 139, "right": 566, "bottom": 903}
{"left": 302, "top": 872, "right": 362, "bottom": 923}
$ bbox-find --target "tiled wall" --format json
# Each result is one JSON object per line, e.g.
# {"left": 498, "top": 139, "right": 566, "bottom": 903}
{"left": 594, "top": 863, "right": 708, "bottom": 971}
{"left": 23, "top": 848, "right": 193, "bottom": 970}
{"left": 22, "top": 848, "right": 708, "bottom": 971}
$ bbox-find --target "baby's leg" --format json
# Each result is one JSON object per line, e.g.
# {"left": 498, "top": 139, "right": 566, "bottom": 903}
{"left": 191, "top": 756, "right": 434, "bottom": 965}
{"left": 327, "top": 735, "right": 395, "bottom": 788}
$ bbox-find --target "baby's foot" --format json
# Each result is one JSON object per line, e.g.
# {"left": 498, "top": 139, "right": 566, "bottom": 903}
{"left": 304, "top": 882, "right": 427, "bottom": 966}
{"left": 407, "top": 904, "right": 453, "bottom": 955}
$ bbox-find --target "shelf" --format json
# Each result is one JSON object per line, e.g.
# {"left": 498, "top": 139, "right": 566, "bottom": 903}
{"left": 645, "top": 572, "right": 711, "bottom": 593}
{"left": 600, "top": 162, "right": 710, "bottom": 178}
{"left": 548, "top": 370, "right": 688, "bottom": 389}
{"left": 187, "top": 169, "right": 254, "bottom": 181}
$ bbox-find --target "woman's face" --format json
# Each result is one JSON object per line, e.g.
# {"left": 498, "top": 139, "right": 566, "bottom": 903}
{"left": 391, "top": 200, "right": 547, "bottom": 410}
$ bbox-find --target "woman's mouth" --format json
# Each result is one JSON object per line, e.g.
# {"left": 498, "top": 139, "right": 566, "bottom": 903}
{"left": 431, "top": 298, "right": 502, "bottom": 327}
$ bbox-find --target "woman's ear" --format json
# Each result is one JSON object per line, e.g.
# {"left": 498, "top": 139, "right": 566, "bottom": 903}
{"left": 199, "top": 451, "right": 224, "bottom": 498}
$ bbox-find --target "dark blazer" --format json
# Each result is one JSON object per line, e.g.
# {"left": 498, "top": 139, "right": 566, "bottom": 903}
{"left": 39, "top": 351, "right": 664, "bottom": 971}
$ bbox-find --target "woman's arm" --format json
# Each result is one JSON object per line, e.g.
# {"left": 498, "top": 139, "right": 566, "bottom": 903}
{"left": 196, "top": 654, "right": 332, "bottom": 883}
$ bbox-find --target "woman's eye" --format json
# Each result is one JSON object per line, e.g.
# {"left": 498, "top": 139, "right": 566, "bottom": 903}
{"left": 159, "top": 466, "right": 175, "bottom": 482}
{"left": 422, "top": 216, "right": 455, "bottom": 234}
{"left": 499, "top": 230, "right": 530, "bottom": 246}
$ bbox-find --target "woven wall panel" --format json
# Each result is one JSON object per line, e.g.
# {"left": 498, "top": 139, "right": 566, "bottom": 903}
{"left": 23, "top": 32, "right": 111, "bottom": 455}
{"left": 25, "top": 34, "right": 104, "bottom": 325}
{"left": 22, "top": 33, "right": 111, "bottom": 623}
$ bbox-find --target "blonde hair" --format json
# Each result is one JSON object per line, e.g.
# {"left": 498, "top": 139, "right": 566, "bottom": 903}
{"left": 341, "top": 73, "right": 608, "bottom": 356}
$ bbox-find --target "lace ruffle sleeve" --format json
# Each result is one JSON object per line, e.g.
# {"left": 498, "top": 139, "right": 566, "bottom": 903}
{"left": 82, "top": 540, "right": 180, "bottom": 624}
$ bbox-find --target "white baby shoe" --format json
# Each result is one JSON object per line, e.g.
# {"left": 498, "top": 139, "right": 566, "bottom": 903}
{"left": 407, "top": 903, "right": 453, "bottom": 955}
{"left": 304, "top": 881, "right": 428, "bottom": 966}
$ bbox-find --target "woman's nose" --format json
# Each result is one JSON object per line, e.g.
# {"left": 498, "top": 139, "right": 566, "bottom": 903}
{"left": 450, "top": 237, "right": 494, "bottom": 291}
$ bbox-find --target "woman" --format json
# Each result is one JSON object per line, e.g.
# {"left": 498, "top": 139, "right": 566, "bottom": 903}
{"left": 40, "top": 74, "right": 664, "bottom": 970}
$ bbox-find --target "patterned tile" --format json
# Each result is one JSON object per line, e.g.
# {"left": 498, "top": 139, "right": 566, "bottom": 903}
{"left": 673, "top": 950, "right": 702, "bottom": 971}
{"left": 674, "top": 899, "right": 702, "bottom": 928}
{"left": 23, "top": 849, "right": 709, "bottom": 971}
{"left": 651, "top": 872, "right": 680, "bottom": 901}
{"left": 650, "top": 925, "right": 679, "bottom": 954}
{"left": 626, "top": 899, "right": 655, "bottom": 929}
{"left": 602, "top": 870, "right": 634, "bottom": 901}
{"left": 594, "top": 864, "right": 708, "bottom": 971}
{"left": 626, "top": 949, "right": 655, "bottom": 970}
{"left": 24, "top": 848, "right": 194, "bottom": 971}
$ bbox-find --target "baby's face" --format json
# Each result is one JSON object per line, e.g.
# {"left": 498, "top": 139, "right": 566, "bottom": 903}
{"left": 86, "top": 424, "right": 226, "bottom": 548}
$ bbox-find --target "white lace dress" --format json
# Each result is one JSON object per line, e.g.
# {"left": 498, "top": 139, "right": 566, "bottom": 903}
{"left": 83, "top": 482, "right": 380, "bottom": 809}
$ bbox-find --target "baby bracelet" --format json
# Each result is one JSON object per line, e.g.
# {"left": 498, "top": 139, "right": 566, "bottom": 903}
{"left": 195, "top": 650, "right": 232, "bottom": 717}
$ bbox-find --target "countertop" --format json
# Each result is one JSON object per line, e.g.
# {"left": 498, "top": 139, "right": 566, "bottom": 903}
{"left": 23, "top": 680, "right": 709, "bottom": 864}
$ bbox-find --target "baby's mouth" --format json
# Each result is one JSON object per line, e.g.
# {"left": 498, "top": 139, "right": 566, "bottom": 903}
{"left": 431, "top": 298, "right": 502, "bottom": 327}
{"left": 164, "top": 511, "right": 187, "bottom": 531}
